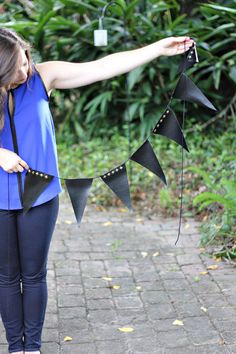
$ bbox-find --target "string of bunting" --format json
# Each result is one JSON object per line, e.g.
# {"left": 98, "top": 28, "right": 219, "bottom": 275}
{"left": 22, "top": 43, "right": 216, "bottom": 231}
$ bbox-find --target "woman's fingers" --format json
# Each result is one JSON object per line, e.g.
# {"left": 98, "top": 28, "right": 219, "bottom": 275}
{"left": 19, "top": 159, "right": 29, "bottom": 170}
{"left": 178, "top": 44, "right": 193, "bottom": 51}
{"left": 173, "top": 36, "right": 194, "bottom": 43}
{"left": 7, "top": 159, "right": 28, "bottom": 173}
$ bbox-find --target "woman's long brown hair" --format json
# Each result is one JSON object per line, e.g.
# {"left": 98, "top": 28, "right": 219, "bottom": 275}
{"left": 0, "top": 28, "right": 33, "bottom": 131}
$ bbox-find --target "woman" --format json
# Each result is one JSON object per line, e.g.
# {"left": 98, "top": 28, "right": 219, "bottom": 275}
{"left": 0, "top": 27, "right": 193, "bottom": 354}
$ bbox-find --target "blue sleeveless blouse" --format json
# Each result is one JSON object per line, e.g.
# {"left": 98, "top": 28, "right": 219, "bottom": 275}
{"left": 0, "top": 64, "right": 62, "bottom": 209}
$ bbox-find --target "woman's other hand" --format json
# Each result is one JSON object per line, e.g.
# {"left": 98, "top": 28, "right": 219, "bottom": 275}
{"left": 0, "top": 148, "right": 29, "bottom": 173}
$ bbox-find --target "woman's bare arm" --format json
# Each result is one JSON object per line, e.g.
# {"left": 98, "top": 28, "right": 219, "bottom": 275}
{"left": 36, "top": 36, "right": 194, "bottom": 92}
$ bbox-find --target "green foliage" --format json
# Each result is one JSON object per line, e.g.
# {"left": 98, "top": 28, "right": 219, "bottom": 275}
{"left": 1, "top": 0, "right": 235, "bottom": 142}
{"left": 185, "top": 132, "right": 236, "bottom": 259}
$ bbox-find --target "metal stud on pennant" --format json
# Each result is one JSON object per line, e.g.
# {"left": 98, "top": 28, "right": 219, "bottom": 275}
{"left": 130, "top": 139, "right": 167, "bottom": 185}
{"left": 173, "top": 73, "right": 217, "bottom": 111}
{"left": 101, "top": 163, "right": 132, "bottom": 211}
{"left": 152, "top": 107, "right": 189, "bottom": 152}
{"left": 65, "top": 178, "right": 93, "bottom": 224}
{"left": 23, "top": 168, "right": 54, "bottom": 213}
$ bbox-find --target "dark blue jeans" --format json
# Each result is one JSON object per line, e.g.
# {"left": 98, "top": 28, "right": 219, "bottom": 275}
{"left": 0, "top": 195, "right": 59, "bottom": 353}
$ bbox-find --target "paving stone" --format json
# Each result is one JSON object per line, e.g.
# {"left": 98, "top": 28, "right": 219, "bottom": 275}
{"left": 192, "top": 344, "right": 230, "bottom": 354}
{"left": 95, "top": 339, "right": 128, "bottom": 354}
{"left": 156, "top": 328, "right": 190, "bottom": 348}
{"left": 176, "top": 254, "right": 202, "bottom": 265}
{"left": 174, "top": 301, "right": 206, "bottom": 317}
{"left": 116, "top": 308, "right": 148, "bottom": 324}
{"left": 188, "top": 329, "right": 222, "bottom": 346}
{"left": 42, "top": 328, "right": 60, "bottom": 342}
{"left": 162, "top": 278, "right": 189, "bottom": 290}
{"left": 190, "top": 280, "right": 222, "bottom": 294}
{"left": 127, "top": 335, "right": 160, "bottom": 352}
{"left": 57, "top": 284, "right": 84, "bottom": 295}
{"left": 80, "top": 260, "right": 106, "bottom": 277}
{"left": 59, "top": 306, "right": 86, "bottom": 319}
{"left": 168, "top": 290, "right": 197, "bottom": 304}
{"left": 141, "top": 290, "right": 171, "bottom": 305}
{"left": 58, "top": 294, "right": 85, "bottom": 307}
{"left": 87, "top": 309, "right": 117, "bottom": 324}
{"left": 85, "top": 287, "right": 112, "bottom": 299}
{"left": 198, "top": 293, "right": 230, "bottom": 308}
{"left": 207, "top": 307, "right": 236, "bottom": 320}
{"left": 59, "top": 318, "right": 90, "bottom": 331}
{"left": 61, "top": 342, "right": 97, "bottom": 354}
{"left": 114, "top": 295, "right": 143, "bottom": 309}
{"left": 87, "top": 298, "right": 115, "bottom": 310}
{"left": 146, "top": 303, "right": 176, "bottom": 320}
{"left": 135, "top": 280, "right": 164, "bottom": 291}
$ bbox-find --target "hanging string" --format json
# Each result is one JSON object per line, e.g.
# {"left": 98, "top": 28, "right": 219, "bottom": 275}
{"left": 175, "top": 100, "right": 186, "bottom": 245}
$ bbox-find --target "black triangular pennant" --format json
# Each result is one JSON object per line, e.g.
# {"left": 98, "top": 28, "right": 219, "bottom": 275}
{"left": 65, "top": 178, "right": 93, "bottom": 224}
{"left": 173, "top": 73, "right": 217, "bottom": 111}
{"left": 177, "top": 43, "right": 199, "bottom": 73}
{"left": 152, "top": 107, "right": 189, "bottom": 152}
{"left": 130, "top": 140, "right": 167, "bottom": 185}
{"left": 23, "top": 168, "right": 54, "bottom": 213}
{"left": 101, "top": 163, "right": 132, "bottom": 211}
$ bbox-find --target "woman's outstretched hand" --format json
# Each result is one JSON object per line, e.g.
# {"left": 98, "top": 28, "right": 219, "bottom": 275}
{"left": 157, "top": 36, "right": 195, "bottom": 57}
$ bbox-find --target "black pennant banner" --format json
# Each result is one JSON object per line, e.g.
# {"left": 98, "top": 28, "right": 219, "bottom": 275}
{"left": 20, "top": 42, "right": 216, "bottom": 232}
{"left": 177, "top": 43, "right": 199, "bottom": 73}
{"left": 23, "top": 168, "right": 54, "bottom": 213}
{"left": 130, "top": 139, "right": 167, "bottom": 185}
{"left": 152, "top": 107, "right": 189, "bottom": 152}
{"left": 101, "top": 163, "right": 132, "bottom": 211}
{"left": 65, "top": 178, "right": 93, "bottom": 224}
{"left": 173, "top": 73, "right": 217, "bottom": 111}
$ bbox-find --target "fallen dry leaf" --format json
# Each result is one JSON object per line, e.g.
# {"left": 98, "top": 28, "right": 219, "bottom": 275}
{"left": 64, "top": 336, "right": 72, "bottom": 341}
{"left": 172, "top": 320, "right": 184, "bottom": 326}
{"left": 200, "top": 271, "right": 208, "bottom": 275}
{"left": 135, "top": 286, "right": 142, "bottom": 291}
{"left": 112, "top": 285, "right": 121, "bottom": 290}
{"left": 184, "top": 223, "right": 190, "bottom": 229}
{"left": 207, "top": 265, "right": 218, "bottom": 270}
{"left": 64, "top": 220, "right": 73, "bottom": 224}
{"left": 118, "top": 327, "right": 134, "bottom": 332}
{"left": 102, "top": 276, "right": 113, "bottom": 281}
{"left": 119, "top": 208, "right": 127, "bottom": 213}
{"left": 141, "top": 252, "right": 148, "bottom": 258}
{"left": 103, "top": 221, "right": 113, "bottom": 226}
{"left": 201, "top": 306, "right": 208, "bottom": 312}
{"left": 152, "top": 251, "right": 160, "bottom": 257}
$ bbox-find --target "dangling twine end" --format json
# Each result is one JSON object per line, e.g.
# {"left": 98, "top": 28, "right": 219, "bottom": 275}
{"left": 175, "top": 229, "right": 181, "bottom": 245}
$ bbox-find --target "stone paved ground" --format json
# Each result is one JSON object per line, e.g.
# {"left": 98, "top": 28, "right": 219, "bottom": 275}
{"left": 1, "top": 197, "right": 236, "bottom": 354}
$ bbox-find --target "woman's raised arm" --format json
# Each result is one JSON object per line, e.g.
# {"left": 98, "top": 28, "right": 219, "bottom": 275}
{"left": 36, "top": 36, "right": 194, "bottom": 92}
